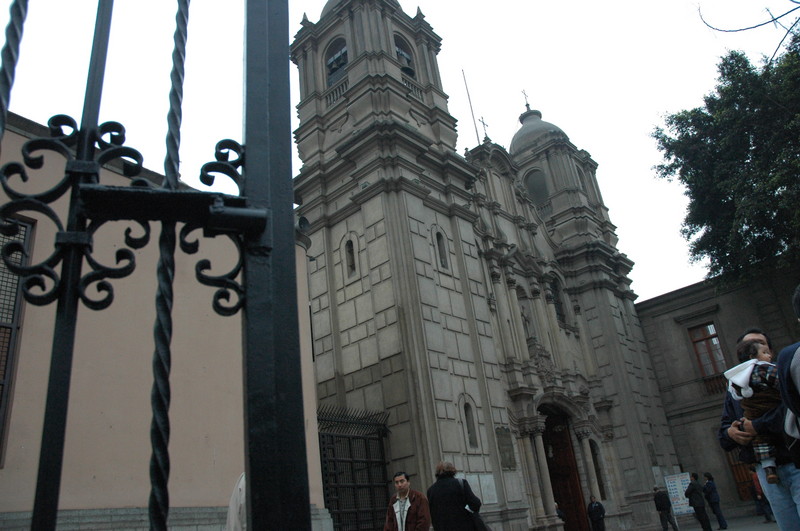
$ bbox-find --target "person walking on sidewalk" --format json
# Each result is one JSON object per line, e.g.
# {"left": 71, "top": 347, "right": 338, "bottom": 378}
{"left": 703, "top": 473, "right": 727, "bottom": 529}
{"left": 653, "top": 485, "right": 679, "bottom": 530}
{"left": 685, "top": 472, "right": 713, "bottom": 531}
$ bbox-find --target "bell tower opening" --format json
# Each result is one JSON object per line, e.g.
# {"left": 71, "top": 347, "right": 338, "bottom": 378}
{"left": 394, "top": 34, "right": 415, "bottom": 78}
{"left": 325, "top": 37, "right": 348, "bottom": 88}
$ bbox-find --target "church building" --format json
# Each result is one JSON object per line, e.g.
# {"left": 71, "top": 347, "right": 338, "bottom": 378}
{"left": 291, "top": 1, "right": 680, "bottom": 529}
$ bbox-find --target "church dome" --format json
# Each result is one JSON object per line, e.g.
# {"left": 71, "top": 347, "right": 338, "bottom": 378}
{"left": 509, "top": 107, "right": 566, "bottom": 155}
{"left": 321, "top": 0, "right": 340, "bottom": 17}
{"left": 322, "top": 0, "right": 402, "bottom": 18}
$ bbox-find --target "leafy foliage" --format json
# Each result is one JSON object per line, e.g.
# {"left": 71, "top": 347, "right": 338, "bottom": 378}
{"left": 653, "top": 34, "right": 800, "bottom": 281}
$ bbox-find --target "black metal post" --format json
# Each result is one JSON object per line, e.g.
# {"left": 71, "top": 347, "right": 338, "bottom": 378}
{"left": 242, "top": 0, "right": 310, "bottom": 528}
{"left": 31, "top": 1, "right": 113, "bottom": 529}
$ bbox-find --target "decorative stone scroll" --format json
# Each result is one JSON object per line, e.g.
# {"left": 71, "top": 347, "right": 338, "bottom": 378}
{"left": 530, "top": 341, "right": 556, "bottom": 384}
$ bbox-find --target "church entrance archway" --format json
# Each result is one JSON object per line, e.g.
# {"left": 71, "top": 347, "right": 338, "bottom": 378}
{"left": 540, "top": 405, "right": 588, "bottom": 531}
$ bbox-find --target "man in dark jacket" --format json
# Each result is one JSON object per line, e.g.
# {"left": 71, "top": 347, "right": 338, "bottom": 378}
{"left": 685, "top": 473, "right": 712, "bottom": 531}
{"left": 723, "top": 327, "right": 800, "bottom": 529}
{"left": 587, "top": 496, "right": 605, "bottom": 531}
{"left": 383, "top": 471, "right": 431, "bottom": 531}
{"left": 653, "top": 485, "right": 678, "bottom": 530}
{"left": 702, "top": 473, "right": 727, "bottom": 529}
{"left": 426, "top": 461, "right": 482, "bottom": 531}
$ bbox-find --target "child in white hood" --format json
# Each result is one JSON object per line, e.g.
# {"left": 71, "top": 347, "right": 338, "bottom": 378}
{"left": 725, "top": 339, "right": 781, "bottom": 483}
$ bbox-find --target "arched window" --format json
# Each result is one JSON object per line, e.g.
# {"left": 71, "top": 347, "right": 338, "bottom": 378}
{"left": 524, "top": 169, "right": 549, "bottom": 206}
{"left": 464, "top": 403, "right": 478, "bottom": 448}
{"left": 436, "top": 231, "right": 448, "bottom": 269}
{"left": 325, "top": 38, "right": 348, "bottom": 87}
{"left": 345, "top": 239, "right": 356, "bottom": 277}
{"left": 394, "top": 35, "right": 415, "bottom": 78}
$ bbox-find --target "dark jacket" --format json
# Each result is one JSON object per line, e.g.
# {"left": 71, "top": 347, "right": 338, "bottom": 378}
{"left": 717, "top": 390, "right": 792, "bottom": 464}
{"left": 778, "top": 342, "right": 800, "bottom": 416}
{"left": 685, "top": 479, "right": 705, "bottom": 508}
{"left": 777, "top": 342, "right": 800, "bottom": 465}
{"left": 653, "top": 490, "right": 671, "bottom": 512}
{"left": 383, "top": 489, "right": 431, "bottom": 531}
{"left": 703, "top": 480, "right": 720, "bottom": 504}
{"left": 587, "top": 500, "right": 605, "bottom": 521}
{"left": 426, "top": 476, "right": 481, "bottom": 531}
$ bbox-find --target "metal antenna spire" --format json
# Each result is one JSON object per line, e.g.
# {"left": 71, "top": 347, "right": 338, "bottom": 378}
{"left": 462, "top": 69, "right": 481, "bottom": 146}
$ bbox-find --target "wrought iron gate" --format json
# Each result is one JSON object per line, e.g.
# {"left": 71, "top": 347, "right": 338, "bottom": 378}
{"left": 0, "top": 1, "right": 309, "bottom": 529}
{"left": 318, "top": 406, "right": 389, "bottom": 531}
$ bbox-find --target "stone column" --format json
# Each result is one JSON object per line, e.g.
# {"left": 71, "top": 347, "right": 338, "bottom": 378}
{"left": 343, "top": 13, "right": 357, "bottom": 56}
{"left": 577, "top": 427, "right": 601, "bottom": 500}
{"left": 490, "top": 266, "right": 518, "bottom": 361}
{"left": 529, "top": 279, "right": 552, "bottom": 352}
{"left": 532, "top": 418, "right": 556, "bottom": 514}
{"left": 517, "top": 420, "right": 546, "bottom": 518}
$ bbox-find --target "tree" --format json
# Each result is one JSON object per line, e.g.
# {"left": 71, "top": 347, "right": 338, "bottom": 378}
{"left": 653, "top": 34, "right": 800, "bottom": 282}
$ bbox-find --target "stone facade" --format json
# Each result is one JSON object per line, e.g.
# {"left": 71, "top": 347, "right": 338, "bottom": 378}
{"left": 292, "top": 1, "right": 680, "bottom": 528}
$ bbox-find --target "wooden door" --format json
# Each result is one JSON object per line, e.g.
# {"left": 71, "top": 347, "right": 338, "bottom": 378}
{"left": 543, "top": 412, "right": 589, "bottom": 531}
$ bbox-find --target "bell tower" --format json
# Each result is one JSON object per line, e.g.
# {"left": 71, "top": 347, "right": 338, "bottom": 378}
{"left": 290, "top": 0, "right": 504, "bottom": 521}
{"left": 290, "top": 0, "right": 458, "bottom": 171}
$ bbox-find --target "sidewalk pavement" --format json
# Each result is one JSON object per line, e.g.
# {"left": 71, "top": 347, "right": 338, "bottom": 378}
{"left": 692, "top": 513, "right": 779, "bottom": 530}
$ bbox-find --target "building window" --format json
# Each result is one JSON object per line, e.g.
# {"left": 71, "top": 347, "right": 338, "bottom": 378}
{"left": 394, "top": 35, "right": 415, "bottom": 78}
{"left": 689, "top": 322, "right": 726, "bottom": 376}
{"left": 524, "top": 169, "right": 549, "bottom": 207}
{"left": 435, "top": 232, "right": 448, "bottom": 269}
{"left": 341, "top": 233, "right": 361, "bottom": 285}
{"left": 0, "top": 219, "right": 30, "bottom": 458}
{"left": 464, "top": 403, "right": 478, "bottom": 448}
{"left": 345, "top": 240, "right": 356, "bottom": 278}
{"left": 325, "top": 38, "right": 348, "bottom": 87}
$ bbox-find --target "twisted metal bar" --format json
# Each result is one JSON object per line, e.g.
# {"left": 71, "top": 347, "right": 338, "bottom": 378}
{"left": 0, "top": 0, "right": 28, "bottom": 147}
{"left": 163, "top": 0, "right": 188, "bottom": 191}
{"left": 149, "top": 0, "right": 189, "bottom": 528}
{"left": 149, "top": 221, "right": 174, "bottom": 531}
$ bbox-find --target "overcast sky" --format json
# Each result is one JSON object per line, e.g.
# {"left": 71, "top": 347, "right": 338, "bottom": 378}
{"left": 0, "top": 0, "right": 793, "bottom": 300}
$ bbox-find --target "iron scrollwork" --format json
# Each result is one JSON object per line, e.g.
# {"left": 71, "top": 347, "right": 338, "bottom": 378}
{"left": 187, "top": 137, "right": 247, "bottom": 317}
{"left": 180, "top": 221, "right": 245, "bottom": 317}
{"left": 0, "top": 115, "right": 257, "bottom": 317}
{"left": 0, "top": 114, "right": 148, "bottom": 310}
{"left": 200, "top": 138, "right": 245, "bottom": 193}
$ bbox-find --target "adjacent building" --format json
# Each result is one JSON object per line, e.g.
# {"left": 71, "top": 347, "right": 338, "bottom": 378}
{"left": 636, "top": 266, "right": 800, "bottom": 513}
